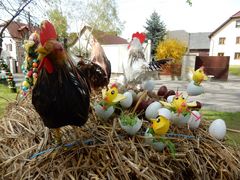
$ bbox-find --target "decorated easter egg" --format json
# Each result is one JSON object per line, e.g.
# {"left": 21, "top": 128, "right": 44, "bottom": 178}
{"left": 119, "top": 117, "right": 142, "bottom": 135}
{"left": 94, "top": 104, "right": 114, "bottom": 121}
{"left": 33, "top": 73, "right": 38, "bottom": 78}
{"left": 209, "top": 119, "right": 226, "bottom": 140}
{"left": 187, "top": 81, "right": 204, "bottom": 96}
{"left": 22, "top": 81, "right": 30, "bottom": 88}
{"left": 120, "top": 91, "right": 133, "bottom": 108}
{"left": 145, "top": 101, "right": 162, "bottom": 120}
{"left": 158, "top": 108, "right": 172, "bottom": 120}
{"left": 188, "top": 111, "right": 201, "bottom": 129}
{"left": 142, "top": 80, "right": 155, "bottom": 92}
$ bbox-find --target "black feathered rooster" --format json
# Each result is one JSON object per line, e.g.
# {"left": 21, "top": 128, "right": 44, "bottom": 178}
{"left": 32, "top": 20, "right": 111, "bottom": 143}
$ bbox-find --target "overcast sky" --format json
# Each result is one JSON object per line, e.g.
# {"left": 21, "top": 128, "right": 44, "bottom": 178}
{"left": 116, "top": 0, "right": 240, "bottom": 39}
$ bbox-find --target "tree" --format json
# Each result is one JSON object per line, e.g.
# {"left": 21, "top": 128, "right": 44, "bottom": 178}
{"left": 155, "top": 38, "right": 187, "bottom": 79}
{"left": 0, "top": 0, "right": 34, "bottom": 57}
{"left": 144, "top": 11, "right": 166, "bottom": 56}
{"left": 48, "top": 9, "right": 68, "bottom": 39}
{"left": 155, "top": 38, "right": 187, "bottom": 63}
{"left": 83, "top": 0, "right": 124, "bottom": 35}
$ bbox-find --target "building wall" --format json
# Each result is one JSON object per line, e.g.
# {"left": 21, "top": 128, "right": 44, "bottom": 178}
{"left": 1, "top": 29, "right": 18, "bottom": 73}
{"left": 209, "top": 18, "right": 240, "bottom": 65}
{"left": 102, "top": 42, "right": 151, "bottom": 74}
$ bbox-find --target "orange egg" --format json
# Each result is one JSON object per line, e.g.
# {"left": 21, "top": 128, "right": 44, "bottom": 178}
{"left": 32, "top": 62, "right": 38, "bottom": 68}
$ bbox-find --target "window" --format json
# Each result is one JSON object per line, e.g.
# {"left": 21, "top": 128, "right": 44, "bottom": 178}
{"left": 218, "top": 52, "right": 224, "bottom": 56}
{"left": 236, "top": 37, "right": 240, "bottom": 44}
{"left": 234, "top": 52, "right": 240, "bottom": 59}
{"left": 236, "top": 20, "right": 240, "bottom": 28}
{"left": 219, "top": 37, "right": 225, "bottom": 45}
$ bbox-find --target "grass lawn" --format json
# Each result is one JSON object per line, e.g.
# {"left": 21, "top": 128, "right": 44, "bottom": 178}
{"left": 229, "top": 65, "right": 240, "bottom": 76}
{"left": 201, "top": 109, "right": 240, "bottom": 146}
{"left": 0, "top": 83, "right": 18, "bottom": 118}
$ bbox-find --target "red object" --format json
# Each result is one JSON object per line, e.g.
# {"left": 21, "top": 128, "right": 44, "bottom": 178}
{"left": 39, "top": 20, "right": 57, "bottom": 46}
{"left": 132, "top": 32, "right": 146, "bottom": 44}
{"left": 38, "top": 57, "right": 54, "bottom": 74}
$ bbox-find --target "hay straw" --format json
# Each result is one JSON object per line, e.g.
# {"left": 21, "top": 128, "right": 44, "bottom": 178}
{"left": 0, "top": 95, "right": 240, "bottom": 179}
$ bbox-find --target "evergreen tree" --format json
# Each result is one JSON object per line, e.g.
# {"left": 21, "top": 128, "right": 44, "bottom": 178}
{"left": 144, "top": 11, "right": 166, "bottom": 56}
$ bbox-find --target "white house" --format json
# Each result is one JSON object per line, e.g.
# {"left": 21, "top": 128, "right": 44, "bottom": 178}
{"left": 0, "top": 21, "right": 39, "bottom": 73}
{"left": 209, "top": 11, "right": 240, "bottom": 65}
{"left": 70, "top": 26, "right": 151, "bottom": 74}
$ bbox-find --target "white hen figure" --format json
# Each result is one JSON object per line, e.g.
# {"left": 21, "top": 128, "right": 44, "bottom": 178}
{"left": 122, "top": 32, "right": 172, "bottom": 89}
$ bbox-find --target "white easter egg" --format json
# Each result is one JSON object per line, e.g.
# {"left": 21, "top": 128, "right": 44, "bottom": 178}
{"left": 188, "top": 111, "right": 201, "bottom": 129}
{"left": 119, "top": 117, "right": 142, "bottom": 135}
{"left": 171, "top": 113, "right": 190, "bottom": 127}
{"left": 142, "top": 80, "right": 155, "bottom": 92}
{"left": 158, "top": 108, "right": 172, "bottom": 120}
{"left": 120, "top": 91, "right": 133, "bottom": 108}
{"left": 209, "top": 119, "right": 226, "bottom": 140}
{"left": 167, "top": 95, "right": 175, "bottom": 103}
{"left": 144, "top": 128, "right": 165, "bottom": 151}
{"left": 187, "top": 81, "right": 204, "bottom": 96}
{"left": 128, "top": 89, "right": 137, "bottom": 102}
{"left": 144, "top": 128, "right": 154, "bottom": 145}
{"left": 94, "top": 104, "right": 114, "bottom": 121}
{"left": 145, "top": 101, "right": 162, "bottom": 120}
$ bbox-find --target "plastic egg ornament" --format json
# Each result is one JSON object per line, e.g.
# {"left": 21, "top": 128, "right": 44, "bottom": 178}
{"left": 145, "top": 101, "right": 162, "bottom": 120}
{"left": 141, "top": 80, "right": 155, "bottom": 92}
{"left": 158, "top": 108, "right": 172, "bottom": 120}
{"left": 188, "top": 111, "right": 201, "bottom": 129}
{"left": 120, "top": 91, "right": 133, "bottom": 108}
{"left": 167, "top": 95, "right": 175, "bottom": 103}
{"left": 22, "top": 81, "right": 30, "bottom": 88}
{"left": 94, "top": 104, "right": 114, "bottom": 121}
{"left": 128, "top": 89, "right": 137, "bottom": 102}
{"left": 144, "top": 128, "right": 165, "bottom": 151}
{"left": 187, "top": 81, "right": 204, "bottom": 96}
{"left": 119, "top": 117, "right": 142, "bottom": 135}
{"left": 209, "top": 119, "right": 226, "bottom": 140}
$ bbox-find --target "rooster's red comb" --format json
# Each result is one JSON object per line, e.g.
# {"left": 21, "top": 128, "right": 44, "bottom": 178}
{"left": 132, "top": 32, "right": 146, "bottom": 44}
{"left": 40, "top": 20, "right": 57, "bottom": 45}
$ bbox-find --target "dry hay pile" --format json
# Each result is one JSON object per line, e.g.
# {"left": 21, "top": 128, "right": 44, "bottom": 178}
{"left": 0, "top": 96, "right": 240, "bottom": 180}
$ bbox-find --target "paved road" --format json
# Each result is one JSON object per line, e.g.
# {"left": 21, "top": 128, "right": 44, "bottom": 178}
{"left": 152, "top": 75, "right": 240, "bottom": 112}
{"left": 13, "top": 73, "right": 240, "bottom": 112}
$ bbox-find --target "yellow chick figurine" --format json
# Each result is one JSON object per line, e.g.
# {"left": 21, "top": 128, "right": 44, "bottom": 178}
{"left": 191, "top": 67, "right": 208, "bottom": 86}
{"left": 101, "top": 84, "right": 126, "bottom": 109}
{"left": 160, "top": 93, "right": 197, "bottom": 115}
{"left": 151, "top": 115, "right": 170, "bottom": 135}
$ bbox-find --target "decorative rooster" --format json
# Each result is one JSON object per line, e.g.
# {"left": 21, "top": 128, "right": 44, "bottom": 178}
{"left": 77, "top": 39, "right": 111, "bottom": 91}
{"left": 122, "top": 32, "right": 172, "bottom": 87}
{"left": 32, "top": 20, "right": 110, "bottom": 144}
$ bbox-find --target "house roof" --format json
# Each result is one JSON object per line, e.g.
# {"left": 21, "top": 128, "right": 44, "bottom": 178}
{"left": 209, "top": 11, "right": 240, "bottom": 38}
{"left": 0, "top": 21, "right": 39, "bottom": 40}
{"left": 167, "top": 30, "right": 210, "bottom": 50}
{"left": 80, "top": 26, "right": 128, "bottom": 45}
{"left": 189, "top": 32, "right": 211, "bottom": 49}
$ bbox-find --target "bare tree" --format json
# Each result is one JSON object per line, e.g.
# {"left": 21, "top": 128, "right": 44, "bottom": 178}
{"left": 0, "top": 0, "right": 34, "bottom": 56}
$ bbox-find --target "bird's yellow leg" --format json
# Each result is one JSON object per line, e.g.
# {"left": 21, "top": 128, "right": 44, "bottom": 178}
{"left": 54, "top": 128, "right": 62, "bottom": 144}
